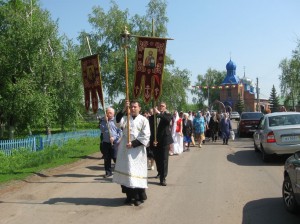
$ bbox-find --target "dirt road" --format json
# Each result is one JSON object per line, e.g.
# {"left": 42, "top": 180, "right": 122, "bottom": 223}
{"left": 0, "top": 132, "right": 299, "bottom": 224}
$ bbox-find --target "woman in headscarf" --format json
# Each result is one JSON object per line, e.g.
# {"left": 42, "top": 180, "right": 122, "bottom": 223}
{"left": 182, "top": 113, "right": 193, "bottom": 151}
{"left": 220, "top": 113, "right": 232, "bottom": 145}
{"left": 208, "top": 112, "right": 219, "bottom": 142}
{"left": 171, "top": 111, "right": 183, "bottom": 155}
{"left": 193, "top": 111, "right": 206, "bottom": 148}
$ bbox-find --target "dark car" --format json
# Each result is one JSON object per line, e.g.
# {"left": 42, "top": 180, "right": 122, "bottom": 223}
{"left": 238, "top": 112, "right": 264, "bottom": 137}
{"left": 282, "top": 151, "right": 300, "bottom": 213}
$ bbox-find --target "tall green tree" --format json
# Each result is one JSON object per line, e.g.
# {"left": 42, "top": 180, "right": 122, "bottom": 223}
{"left": 0, "top": 0, "right": 82, "bottom": 138}
{"left": 269, "top": 85, "right": 280, "bottom": 112}
{"left": 54, "top": 38, "right": 83, "bottom": 131}
{"left": 0, "top": 0, "right": 60, "bottom": 137}
{"left": 192, "top": 68, "right": 226, "bottom": 108}
{"left": 279, "top": 40, "right": 300, "bottom": 109}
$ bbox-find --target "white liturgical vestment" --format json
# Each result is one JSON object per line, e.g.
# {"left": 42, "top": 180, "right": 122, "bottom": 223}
{"left": 113, "top": 114, "right": 150, "bottom": 188}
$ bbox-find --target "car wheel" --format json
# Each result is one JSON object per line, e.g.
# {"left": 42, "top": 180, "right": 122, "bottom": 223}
{"left": 282, "top": 176, "right": 299, "bottom": 213}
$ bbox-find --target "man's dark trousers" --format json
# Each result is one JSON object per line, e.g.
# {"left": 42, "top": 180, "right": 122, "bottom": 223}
{"left": 102, "top": 142, "right": 116, "bottom": 176}
{"left": 154, "top": 144, "right": 169, "bottom": 183}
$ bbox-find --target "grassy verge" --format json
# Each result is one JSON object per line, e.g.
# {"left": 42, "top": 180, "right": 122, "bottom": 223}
{"left": 0, "top": 137, "right": 100, "bottom": 184}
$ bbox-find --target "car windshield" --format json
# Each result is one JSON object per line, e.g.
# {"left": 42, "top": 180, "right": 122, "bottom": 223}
{"left": 241, "top": 113, "right": 263, "bottom": 120}
{"left": 268, "top": 114, "right": 300, "bottom": 127}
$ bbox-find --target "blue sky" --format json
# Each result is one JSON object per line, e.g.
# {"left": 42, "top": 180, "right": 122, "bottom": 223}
{"left": 39, "top": 0, "right": 300, "bottom": 100}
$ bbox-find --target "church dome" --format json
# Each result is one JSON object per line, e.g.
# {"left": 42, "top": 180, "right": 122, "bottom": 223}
{"left": 226, "top": 59, "right": 236, "bottom": 71}
{"left": 221, "top": 58, "right": 239, "bottom": 85}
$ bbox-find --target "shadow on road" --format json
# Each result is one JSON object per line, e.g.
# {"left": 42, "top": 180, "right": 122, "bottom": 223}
{"left": 53, "top": 173, "right": 102, "bottom": 178}
{"left": 69, "top": 155, "right": 101, "bottom": 160}
{"left": 86, "top": 165, "right": 104, "bottom": 171}
{"left": 227, "top": 150, "right": 286, "bottom": 166}
{"left": 242, "top": 197, "right": 300, "bottom": 224}
{"left": 43, "top": 197, "right": 126, "bottom": 207}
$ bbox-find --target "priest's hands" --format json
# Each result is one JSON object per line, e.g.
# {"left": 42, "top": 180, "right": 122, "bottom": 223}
{"left": 126, "top": 142, "right": 132, "bottom": 148}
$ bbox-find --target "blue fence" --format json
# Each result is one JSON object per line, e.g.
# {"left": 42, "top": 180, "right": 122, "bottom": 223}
{"left": 0, "top": 129, "right": 100, "bottom": 156}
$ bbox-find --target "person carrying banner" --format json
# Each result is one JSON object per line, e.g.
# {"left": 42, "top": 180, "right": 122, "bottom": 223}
{"left": 152, "top": 102, "right": 174, "bottom": 186}
{"left": 99, "top": 107, "right": 122, "bottom": 178}
{"left": 113, "top": 100, "right": 151, "bottom": 206}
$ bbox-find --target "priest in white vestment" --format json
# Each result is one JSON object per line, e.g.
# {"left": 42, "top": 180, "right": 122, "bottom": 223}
{"left": 113, "top": 100, "right": 150, "bottom": 206}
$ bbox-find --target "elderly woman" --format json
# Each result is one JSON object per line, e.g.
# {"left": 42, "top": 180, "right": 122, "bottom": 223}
{"left": 193, "top": 111, "right": 206, "bottom": 148}
{"left": 208, "top": 112, "right": 219, "bottom": 142}
{"left": 182, "top": 112, "right": 193, "bottom": 151}
{"left": 220, "top": 113, "right": 232, "bottom": 145}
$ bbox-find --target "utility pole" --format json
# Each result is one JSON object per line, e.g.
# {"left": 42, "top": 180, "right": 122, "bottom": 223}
{"left": 207, "top": 75, "right": 210, "bottom": 109}
{"left": 256, "top": 77, "right": 260, "bottom": 111}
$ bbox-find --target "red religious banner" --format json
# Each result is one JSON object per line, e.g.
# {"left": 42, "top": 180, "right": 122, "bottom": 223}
{"left": 81, "top": 54, "right": 104, "bottom": 113}
{"left": 134, "top": 37, "right": 167, "bottom": 103}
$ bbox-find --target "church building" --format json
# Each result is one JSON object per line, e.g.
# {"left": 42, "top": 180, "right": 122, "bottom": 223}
{"left": 219, "top": 59, "right": 257, "bottom": 112}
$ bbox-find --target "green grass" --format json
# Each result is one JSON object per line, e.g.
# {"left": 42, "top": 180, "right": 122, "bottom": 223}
{"left": 0, "top": 137, "right": 100, "bottom": 184}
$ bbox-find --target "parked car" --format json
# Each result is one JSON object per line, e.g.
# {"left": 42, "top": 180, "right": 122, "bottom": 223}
{"left": 253, "top": 112, "right": 300, "bottom": 162}
{"left": 230, "top": 111, "right": 240, "bottom": 120}
{"left": 238, "top": 112, "right": 264, "bottom": 137}
{"left": 282, "top": 151, "right": 300, "bottom": 213}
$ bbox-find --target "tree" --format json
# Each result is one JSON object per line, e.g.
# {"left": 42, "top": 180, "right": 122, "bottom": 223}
{"left": 159, "top": 67, "right": 190, "bottom": 112}
{"left": 279, "top": 40, "right": 300, "bottom": 109}
{"left": 0, "top": 0, "right": 82, "bottom": 138}
{"left": 235, "top": 94, "right": 245, "bottom": 115}
{"left": 269, "top": 85, "right": 280, "bottom": 112}
{"left": 192, "top": 68, "right": 226, "bottom": 108}
{"left": 0, "top": 0, "right": 61, "bottom": 138}
{"left": 54, "top": 38, "right": 83, "bottom": 131}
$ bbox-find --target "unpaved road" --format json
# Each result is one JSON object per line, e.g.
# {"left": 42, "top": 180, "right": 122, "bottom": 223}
{"left": 1, "top": 130, "right": 300, "bottom": 223}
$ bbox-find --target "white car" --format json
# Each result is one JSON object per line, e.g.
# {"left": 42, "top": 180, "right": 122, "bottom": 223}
{"left": 253, "top": 112, "right": 300, "bottom": 162}
{"left": 230, "top": 111, "right": 240, "bottom": 120}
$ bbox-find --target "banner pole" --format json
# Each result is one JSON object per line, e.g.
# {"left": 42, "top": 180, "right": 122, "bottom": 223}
{"left": 121, "top": 27, "right": 131, "bottom": 144}
{"left": 86, "top": 36, "right": 92, "bottom": 55}
{"left": 151, "top": 19, "right": 158, "bottom": 147}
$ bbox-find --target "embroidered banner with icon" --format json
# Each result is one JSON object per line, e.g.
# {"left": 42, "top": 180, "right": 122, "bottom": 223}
{"left": 81, "top": 54, "right": 104, "bottom": 113}
{"left": 134, "top": 37, "right": 167, "bottom": 103}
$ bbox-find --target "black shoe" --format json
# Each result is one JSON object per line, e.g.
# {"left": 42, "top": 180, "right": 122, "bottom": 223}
{"left": 160, "top": 180, "right": 167, "bottom": 186}
{"left": 155, "top": 174, "right": 160, "bottom": 179}
{"left": 139, "top": 192, "right": 147, "bottom": 201}
{"left": 134, "top": 200, "right": 142, "bottom": 206}
{"left": 104, "top": 174, "right": 112, "bottom": 178}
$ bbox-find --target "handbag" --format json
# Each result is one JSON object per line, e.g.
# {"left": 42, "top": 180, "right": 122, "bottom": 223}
{"left": 230, "top": 130, "right": 235, "bottom": 140}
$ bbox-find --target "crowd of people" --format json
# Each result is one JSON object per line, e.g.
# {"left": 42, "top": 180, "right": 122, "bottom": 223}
{"left": 98, "top": 101, "right": 233, "bottom": 206}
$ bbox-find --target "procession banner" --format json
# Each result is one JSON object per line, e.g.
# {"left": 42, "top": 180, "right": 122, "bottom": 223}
{"left": 134, "top": 37, "right": 167, "bottom": 103}
{"left": 80, "top": 54, "right": 104, "bottom": 113}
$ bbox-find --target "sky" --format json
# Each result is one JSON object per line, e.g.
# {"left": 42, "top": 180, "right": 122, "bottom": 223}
{"left": 39, "top": 0, "right": 300, "bottom": 100}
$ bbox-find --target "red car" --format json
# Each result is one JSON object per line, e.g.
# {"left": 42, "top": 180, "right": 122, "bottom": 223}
{"left": 238, "top": 112, "right": 264, "bottom": 137}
